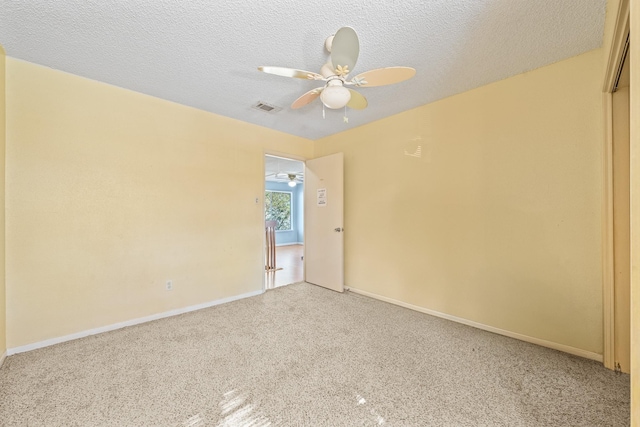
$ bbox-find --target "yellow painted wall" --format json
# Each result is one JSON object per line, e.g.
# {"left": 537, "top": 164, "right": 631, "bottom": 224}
{"left": 315, "top": 49, "right": 604, "bottom": 354}
{"left": 0, "top": 45, "right": 6, "bottom": 357}
{"left": 5, "top": 58, "right": 313, "bottom": 349}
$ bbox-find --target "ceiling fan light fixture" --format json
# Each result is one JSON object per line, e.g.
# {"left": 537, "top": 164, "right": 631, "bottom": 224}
{"left": 259, "top": 27, "right": 415, "bottom": 113}
{"left": 320, "top": 84, "right": 351, "bottom": 109}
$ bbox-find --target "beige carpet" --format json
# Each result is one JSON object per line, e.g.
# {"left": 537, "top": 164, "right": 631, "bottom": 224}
{"left": 0, "top": 282, "right": 630, "bottom": 426}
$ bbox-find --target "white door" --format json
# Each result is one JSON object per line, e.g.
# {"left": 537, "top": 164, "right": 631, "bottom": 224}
{"left": 304, "top": 152, "right": 344, "bottom": 292}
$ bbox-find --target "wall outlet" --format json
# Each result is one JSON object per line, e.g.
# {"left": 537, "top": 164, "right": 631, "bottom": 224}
{"left": 166, "top": 280, "right": 173, "bottom": 291}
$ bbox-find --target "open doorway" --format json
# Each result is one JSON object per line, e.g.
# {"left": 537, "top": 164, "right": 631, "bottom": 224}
{"left": 264, "top": 155, "right": 305, "bottom": 289}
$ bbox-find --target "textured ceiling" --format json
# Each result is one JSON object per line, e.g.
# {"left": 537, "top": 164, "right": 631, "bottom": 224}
{"left": 265, "top": 155, "right": 304, "bottom": 183}
{"left": 0, "top": 1, "right": 606, "bottom": 140}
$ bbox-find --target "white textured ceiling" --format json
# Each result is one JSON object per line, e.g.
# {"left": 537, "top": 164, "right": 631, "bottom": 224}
{"left": 265, "top": 155, "right": 304, "bottom": 183}
{"left": 0, "top": 1, "right": 606, "bottom": 140}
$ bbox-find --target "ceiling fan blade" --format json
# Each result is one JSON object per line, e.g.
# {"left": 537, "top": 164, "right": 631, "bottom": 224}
{"left": 258, "top": 66, "right": 324, "bottom": 81}
{"left": 347, "top": 89, "right": 368, "bottom": 110}
{"left": 291, "top": 88, "right": 323, "bottom": 109}
{"left": 330, "top": 27, "right": 359, "bottom": 75}
{"left": 350, "top": 67, "right": 416, "bottom": 87}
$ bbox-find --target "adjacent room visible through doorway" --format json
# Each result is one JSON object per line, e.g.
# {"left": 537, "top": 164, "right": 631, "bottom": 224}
{"left": 264, "top": 155, "right": 305, "bottom": 289}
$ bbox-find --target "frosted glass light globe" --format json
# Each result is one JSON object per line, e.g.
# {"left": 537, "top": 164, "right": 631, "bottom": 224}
{"left": 320, "top": 85, "right": 351, "bottom": 109}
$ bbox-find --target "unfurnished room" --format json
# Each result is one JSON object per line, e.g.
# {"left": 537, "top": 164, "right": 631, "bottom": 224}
{"left": 0, "top": 1, "right": 638, "bottom": 426}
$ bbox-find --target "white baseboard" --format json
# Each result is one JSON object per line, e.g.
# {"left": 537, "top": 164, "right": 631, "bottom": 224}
{"left": 275, "top": 242, "right": 304, "bottom": 247}
{"left": 346, "top": 286, "right": 603, "bottom": 362}
{"left": 7, "top": 289, "right": 264, "bottom": 356}
{"left": 0, "top": 350, "right": 6, "bottom": 368}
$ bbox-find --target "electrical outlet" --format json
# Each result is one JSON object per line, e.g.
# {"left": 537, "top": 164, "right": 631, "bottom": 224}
{"left": 166, "top": 280, "right": 173, "bottom": 291}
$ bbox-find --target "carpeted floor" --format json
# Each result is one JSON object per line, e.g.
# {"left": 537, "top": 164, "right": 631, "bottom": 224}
{"left": 0, "top": 282, "right": 630, "bottom": 426}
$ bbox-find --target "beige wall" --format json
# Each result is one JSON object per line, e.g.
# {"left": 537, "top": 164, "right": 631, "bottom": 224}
{"left": 0, "top": 45, "right": 6, "bottom": 357}
{"left": 315, "top": 49, "right": 604, "bottom": 354}
{"left": 5, "top": 58, "right": 313, "bottom": 349}
{"left": 0, "top": 48, "right": 612, "bottom": 358}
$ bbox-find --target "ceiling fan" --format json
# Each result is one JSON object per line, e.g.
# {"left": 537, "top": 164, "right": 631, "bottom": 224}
{"left": 266, "top": 171, "right": 304, "bottom": 187}
{"left": 258, "top": 27, "right": 416, "bottom": 116}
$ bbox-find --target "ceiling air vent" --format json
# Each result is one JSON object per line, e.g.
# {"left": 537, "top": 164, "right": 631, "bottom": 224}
{"left": 252, "top": 101, "right": 282, "bottom": 113}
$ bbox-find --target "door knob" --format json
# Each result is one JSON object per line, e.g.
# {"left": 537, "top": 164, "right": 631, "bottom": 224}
{"left": 334, "top": 227, "right": 343, "bottom": 232}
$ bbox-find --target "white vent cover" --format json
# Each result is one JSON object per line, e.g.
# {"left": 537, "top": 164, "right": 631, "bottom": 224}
{"left": 252, "top": 102, "right": 282, "bottom": 113}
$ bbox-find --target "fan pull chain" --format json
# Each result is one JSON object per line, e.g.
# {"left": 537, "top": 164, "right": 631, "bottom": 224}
{"left": 322, "top": 104, "right": 325, "bottom": 119}
{"left": 343, "top": 106, "right": 348, "bottom": 123}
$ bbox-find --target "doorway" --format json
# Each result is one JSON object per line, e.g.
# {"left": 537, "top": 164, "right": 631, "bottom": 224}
{"left": 264, "top": 155, "right": 305, "bottom": 289}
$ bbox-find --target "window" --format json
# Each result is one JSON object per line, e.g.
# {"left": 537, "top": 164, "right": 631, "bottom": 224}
{"left": 265, "top": 191, "right": 292, "bottom": 231}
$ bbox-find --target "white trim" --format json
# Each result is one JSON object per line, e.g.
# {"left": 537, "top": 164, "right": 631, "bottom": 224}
{"left": 0, "top": 351, "right": 6, "bottom": 368}
{"left": 7, "top": 289, "right": 264, "bottom": 356}
{"left": 629, "top": 4, "right": 640, "bottom": 420}
{"left": 602, "top": 91, "right": 616, "bottom": 370}
{"left": 603, "top": 0, "right": 630, "bottom": 92}
{"left": 601, "top": 0, "right": 630, "bottom": 371}
{"left": 346, "top": 286, "right": 603, "bottom": 362}
{"left": 275, "top": 242, "right": 304, "bottom": 247}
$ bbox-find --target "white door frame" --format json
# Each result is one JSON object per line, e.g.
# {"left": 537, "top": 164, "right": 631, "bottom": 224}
{"left": 602, "top": 0, "right": 630, "bottom": 371}
{"left": 629, "top": 4, "right": 639, "bottom": 422}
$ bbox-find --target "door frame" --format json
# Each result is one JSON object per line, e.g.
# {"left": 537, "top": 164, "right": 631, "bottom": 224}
{"left": 262, "top": 150, "right": 307, "bottom": 291}
{"left": 602, "top": 0, "right": 630, "bottom": 372}
{"left": 630, "top": 3, "right": 639, "bottom": 423}
{"left": 603, "top": 0, "right": 630, "bottom": 372}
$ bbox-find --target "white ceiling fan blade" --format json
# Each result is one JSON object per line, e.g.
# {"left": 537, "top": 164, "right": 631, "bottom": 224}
{"left": 291, "top": 88, "right": 323, "bottom": 109}
{"left": 347, "top": 89, "right": 367, "bottom": 110}
{"left": 258, "top": 66, "right": 324, "bottom": 81}
{"left": 350, "top": 67, "right": 416, "bottom": 87}
{"left": 330, "top": 27, "right": 359, "bottom": 75}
